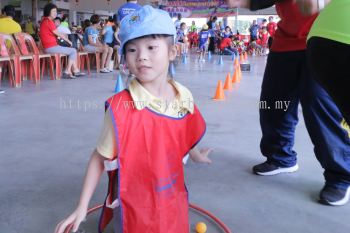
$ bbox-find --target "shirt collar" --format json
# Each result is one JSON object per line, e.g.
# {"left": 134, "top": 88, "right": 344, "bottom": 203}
{"left": 128, "top": 78, "right": 194, "bottom": 114}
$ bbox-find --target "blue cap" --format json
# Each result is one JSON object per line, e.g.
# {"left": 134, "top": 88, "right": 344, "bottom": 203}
{"left": 119, "top": 5, "right": 176, "bottom": 54}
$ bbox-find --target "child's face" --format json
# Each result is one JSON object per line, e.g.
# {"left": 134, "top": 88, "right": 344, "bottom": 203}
{"left": 181, "top": 24, "right": 186, "bottom": 30}
{"left": 125, "top": 36, "right": 176, "bottom": 84}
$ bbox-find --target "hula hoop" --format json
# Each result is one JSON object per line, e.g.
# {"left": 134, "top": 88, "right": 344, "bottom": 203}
{"left": 64, "top": 203, "right": 231, "bottom": 233}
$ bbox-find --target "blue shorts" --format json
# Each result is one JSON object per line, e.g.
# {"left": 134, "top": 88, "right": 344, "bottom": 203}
{"left": 199, "top": 43, "right": 207, "bottom": 51}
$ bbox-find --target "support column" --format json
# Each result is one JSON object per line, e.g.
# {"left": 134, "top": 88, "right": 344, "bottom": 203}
{"left": 235, "top": 8, "right": 238, "bottom": 33}
{"left": 69, "top": 10, "right": 77, "bottom": 25}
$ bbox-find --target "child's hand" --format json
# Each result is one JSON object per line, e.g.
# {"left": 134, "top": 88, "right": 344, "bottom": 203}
{"left": 54, "top": 206, "right": 87, "bottom": 233}
{"left": 189, "top": 147, "right": 213, "bottom": 164}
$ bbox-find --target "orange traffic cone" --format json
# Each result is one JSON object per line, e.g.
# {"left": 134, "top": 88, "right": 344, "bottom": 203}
{"left": 232, "top": 69, "right": 239, "bottom": 83}
{"left": 240, "top": 54, "right": 244, "bottom": 63}
{"left": 213, "top": 80, "right": 225, "bottom": 100}
{"left": 223, "top": 73, "right": 232, "bottom": 90}
{"left": 237, "top": 64, "right": 242, "bottom": 82}
{"left": 234, "top": 57, "right": 239, "bottom": 67}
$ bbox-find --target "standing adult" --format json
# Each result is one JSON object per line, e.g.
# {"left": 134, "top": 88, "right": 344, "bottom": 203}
{"left": 299, "top": 0, "right": 350, "bottom": 127}
{"left": 249, "top": 20, "right": 259, "bottom": 42}
{"left": 174, "top": 13, "right": 182, "bottom": 30}
{"left": 116, "top": 0, "right": 141, "bottom": 22}
{"left": 226, "top": 0, "right": 350, "bottom": 206}
{"left": 207, "top": 15, "right": 217, "bottom": 53}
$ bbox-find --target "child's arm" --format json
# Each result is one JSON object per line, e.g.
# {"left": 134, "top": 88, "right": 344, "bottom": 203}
{"left": 189, "top": 146, "right": 212, "bottom": 164}
{"left": 55, "top": 149, "right": 106, "bottom": 233}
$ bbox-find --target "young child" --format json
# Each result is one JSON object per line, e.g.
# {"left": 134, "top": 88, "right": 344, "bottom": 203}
{"left": 198, "top": 24, "right": 210, "bottom": 62}
{"left": 258, "top": 26, "right": 269, "bottom": 55}
{"left": 55, "top": 5, "right": 211, "bottom": 233}
{"left": 176, "top": 22, "right": 189, "bottom": 56}
{"left": 221, "top": 26, "right": 233, "bottom": 38}
{"left": 219, "top": 35, "right": 238, "bottom": 56}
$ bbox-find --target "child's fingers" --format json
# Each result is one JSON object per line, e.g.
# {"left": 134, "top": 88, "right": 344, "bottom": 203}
{"left": 72, "top": 220, "right": 82, "bottom": 232}
{"left": 56, "top": 214, "right": 76, "bottom": 233}
{"left": 54, "top": 220, "right": 64, "bottom": 233}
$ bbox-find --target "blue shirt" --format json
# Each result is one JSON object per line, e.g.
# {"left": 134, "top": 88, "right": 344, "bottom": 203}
{"left": 176, "top": 29, "right": 185, "bottom": 42}
{"left": 249, "top": 24, "right": 259, "bottom": 38}
{"left": 199, "top": 31, "right": 210, "bottom": 45}
{"left": 222, "top": 31, "right": 232, "bottom": 38}
{"left": 117, "top": 2, "right": 142, "bottom": 22}
{"left": 83, "top": 26, "right": 99, "bottom": 46}
{"left": 103, "top": 25, "right": 114, "bottom": 44}
{"left": 174, "top": 19, "right": 182, "bottom": 30}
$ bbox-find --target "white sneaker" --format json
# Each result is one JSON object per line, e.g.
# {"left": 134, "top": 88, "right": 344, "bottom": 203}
{"left": 0, "top": 89, "right": 5, "bottom": 94}
{"left": 100, "top": 68, "right": 109, "bottom": 73}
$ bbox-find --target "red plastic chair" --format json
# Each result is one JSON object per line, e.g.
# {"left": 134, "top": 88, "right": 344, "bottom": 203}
{"left": 76, "top": 38, "right": 90, "bottom": 74}
{"left": 0, "top": 33, "right": 35, "bottom": 87}
{"left": 0, "top": 37, "right": 16, "bottom": 87}
{"left": 37, "top": 39, "right": 68, "bottom": 80}
{"left": 79, "top": 38, "right": 101, "bottom": 73}
{"left": 14, "top": 32, "right": 55, "bottom": 82}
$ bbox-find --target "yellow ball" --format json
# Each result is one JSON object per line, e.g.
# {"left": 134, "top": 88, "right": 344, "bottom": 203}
{"left": 196, "top": 222, "right": 207, "bottom": 233}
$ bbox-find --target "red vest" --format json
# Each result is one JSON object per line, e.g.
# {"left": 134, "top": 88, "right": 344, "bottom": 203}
{"left": 98, "top": 90, "right": 206, "bottom": 233}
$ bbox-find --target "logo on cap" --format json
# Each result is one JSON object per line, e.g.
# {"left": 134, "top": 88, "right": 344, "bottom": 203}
{"left": 129, "top": 13, "right": 141, "bottom": 25}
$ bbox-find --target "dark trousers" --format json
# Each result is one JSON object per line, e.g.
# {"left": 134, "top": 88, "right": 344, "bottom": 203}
{"left": 268, "top": 37, "right": 273, "bottom": 49}
{"left": 208, "top": 37, "right": 215, "bottom": 53}
{"left": 260, "top": 50, "right": 350, "bottom": 188}
{"left": 307, "top": 37, "right": 350, "bottom": 125}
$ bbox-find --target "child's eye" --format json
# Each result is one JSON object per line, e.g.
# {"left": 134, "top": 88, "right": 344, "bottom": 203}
{"left": 127, "top": 48, "right": 136, "bottom": 53}
{"left": 148, "top": 46, "right": 158, "bottom": 50}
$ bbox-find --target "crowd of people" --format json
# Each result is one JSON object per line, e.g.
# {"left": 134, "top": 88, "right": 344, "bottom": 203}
{"left": 0, "top": 0, "right": 142, "bottom": 82}
{"left": 172, "top": 13, "right": 278, "bottom": 61}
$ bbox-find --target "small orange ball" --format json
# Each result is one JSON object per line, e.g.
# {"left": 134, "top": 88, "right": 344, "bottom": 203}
{"left": 196, "top": 222, "right": 207, "bottom": 233}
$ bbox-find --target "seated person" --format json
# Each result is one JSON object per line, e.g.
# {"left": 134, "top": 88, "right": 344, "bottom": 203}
{"left": 219, "top": 35, "right": 238, "bottom": 56}
{"left": 39, "top": 3, "right": 85, "bottom": 79}
{"left": 83, "top": 14, "right": 113, "bottom": 73}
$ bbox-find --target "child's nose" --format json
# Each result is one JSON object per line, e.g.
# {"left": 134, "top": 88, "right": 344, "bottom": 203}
{"left": 137, "top": 50, "right": 148, "bottom": 61}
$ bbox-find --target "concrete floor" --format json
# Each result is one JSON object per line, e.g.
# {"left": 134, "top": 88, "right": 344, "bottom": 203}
{"left": 1, "top": 55, "right": 349, "bottom": 233}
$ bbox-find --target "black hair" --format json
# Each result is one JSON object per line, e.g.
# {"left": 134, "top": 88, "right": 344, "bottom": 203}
{"left": 112, "top": 14, "right": 118, "bottom": 24}
{"left": 62, "top": 14, "right": 68, "bottom": 22}
{"left": 54, "top": 17, "right": 61, "bottom": 22}
{"left": 124, "top": 34, "right": 175, "bottom": 55}
{"left": 262, "top": 19, "right": 267, "bottom": 23}
{"left": 225, "top": 26, "right": 231, "bottom": 31}
{"left": 108, "top": 16, "right": 114, "bottom": 23}
{"left": 180, "top": 22, "right": 186, "bottom": 28}
{"left": 90, "top": 14, "right": 100, "bottom": 25}
{"left": 212, "top": 16, "right": 217, "bottom": 21}
{"left": 83, "top": 19, "right": 91, "bottom": 31}
{"left": 2, "top": 5, "right": 15, "bottom": 18}
{"left": 43, "top": 3, "right": 57, "bottom": 17}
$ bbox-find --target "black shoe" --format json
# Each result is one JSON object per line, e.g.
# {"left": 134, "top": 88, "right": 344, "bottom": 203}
{"left": 252, "top": 161, "right": 299, "bottom": 176}
{"left": 73, "top": 71, "right": 86, "bottom": 77}
{"left": 319, "top": 184, "right": 350, "bottom": 206}
{"left": 62, "top": 73, "right": 76, "bottom": 79}
{"left": 0, "top": 89, "right": 4, "bottom": 94}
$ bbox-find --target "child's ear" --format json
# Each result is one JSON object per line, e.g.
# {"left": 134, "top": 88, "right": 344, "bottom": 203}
{"left": 169, "top": 45, "right": 177, "bottom": 61}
